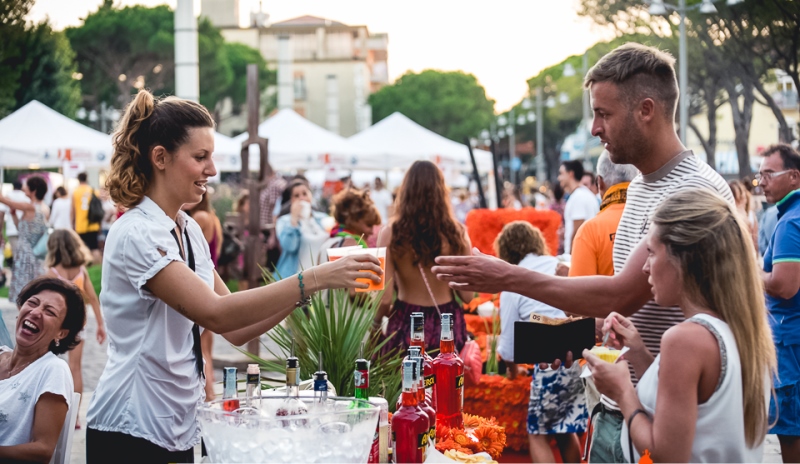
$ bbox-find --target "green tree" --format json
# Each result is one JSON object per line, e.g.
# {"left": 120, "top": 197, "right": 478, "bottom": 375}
{"left": 223, "top": 42, "right": 273, "bottom": 108}
{"left": 0, "top": 0, "right": 34, "bottom": 117}
{"left": 66, "top": 3, "right": 176, "bottom": 116}
{"left": 368, "top": 70, "right": 496, "bottom": 142}
{"left": 66, "top": 3, "right": 269, "bottom": 126}
{"left": 578, "top": 0, "right": 796, "bottom": 176}
{"left": 198, "top": 17, "right": 233, "bottom": 114}
{"left": 516, "top": 34, "right": 665, "bottom": 180}
{"left": 14, "top": 22, "right": 82, "bottom": 118}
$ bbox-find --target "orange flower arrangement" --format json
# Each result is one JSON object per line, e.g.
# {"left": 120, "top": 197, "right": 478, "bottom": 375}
{"left": 435, "top": 413, "right": 507, "bottom": 460}
{"left": 464, "top": 374, "right": 532, "bottom": 452}
{"left": 465, "top": 207, "right": 561, "bottom": 258}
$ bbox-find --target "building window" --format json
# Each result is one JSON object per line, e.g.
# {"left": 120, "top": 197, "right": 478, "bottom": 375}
{"left": 294, "top": 72, "right": 306, "bottom": 101}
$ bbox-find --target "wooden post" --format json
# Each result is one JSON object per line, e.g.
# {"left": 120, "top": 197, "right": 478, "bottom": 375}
{"left": 240, "top": 63, "right": 273, "bottom": 356}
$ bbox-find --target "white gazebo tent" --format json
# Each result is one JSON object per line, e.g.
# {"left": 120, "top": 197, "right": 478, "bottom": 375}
{"left": 0, "top": 100, "right": 113, "bottom": 170}
{"left": 231, "top": 109, "right": 372, "bottom": 172}
{"left": 348, "top": 112, "right": 497, "bottom": 206}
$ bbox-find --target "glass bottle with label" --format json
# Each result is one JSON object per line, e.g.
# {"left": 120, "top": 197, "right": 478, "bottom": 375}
{"left": 245, "top": 363, "right": 261, "bottom": 409}
{"left": 392, "top": 360, "right": 429, "bottom": 463}
{"left": 432, "top": 313, "right": 464, "bottom": 429}
{"left": 409, "top": 312, "right": 436, "bottom": 409}
{"left": 277, "top": 340, "right": 308, "bottom": 420}
{"left": 222, "top": 366, "right": 240, "bottom": 412}
{"left": 411, "top": 350, "right": 436, "bottom": 447}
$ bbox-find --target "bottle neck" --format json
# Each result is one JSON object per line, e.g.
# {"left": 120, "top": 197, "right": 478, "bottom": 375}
{"left": 440, "top": 338, "right": 455, "bottom": 354}
{"left": 409, "top": 339, "right": 426, "bottom": 356}
{"left": 401, "top": 387, "right": 418, "bottom": 407}
{"left": 355, "top": 386, "right": 369, "bottom": 400}
{"left": 416, "top": 381, "right": 426, "bottom": 403}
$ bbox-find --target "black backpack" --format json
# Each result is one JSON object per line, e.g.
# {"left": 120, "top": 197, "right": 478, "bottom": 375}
{"left": 88, "top": 192, "right": 104, "bottom": 224}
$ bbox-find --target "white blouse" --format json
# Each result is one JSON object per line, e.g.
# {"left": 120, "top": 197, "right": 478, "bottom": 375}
{"left": 87, "top": 196, "right": 215, "bottom": 452}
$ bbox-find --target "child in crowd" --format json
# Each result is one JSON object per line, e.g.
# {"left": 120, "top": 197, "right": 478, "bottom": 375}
{"left": 44, "top": 228, "right": 106, "bottom": 428}
{"left": 494, "top": 221, "right": 586, "bottom": 463}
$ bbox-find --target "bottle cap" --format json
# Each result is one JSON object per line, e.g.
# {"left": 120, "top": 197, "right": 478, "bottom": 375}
{"left": 409, "top": 358, "right": 419, "bottom": 381}
{"left": 247, "top": 364, "right": 260, "bottom": 375}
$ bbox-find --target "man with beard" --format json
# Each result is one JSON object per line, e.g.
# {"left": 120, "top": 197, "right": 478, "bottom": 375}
{"left": 432, "top": 42, "right": 733, "bottom": 462}
{"left": 758, "top": 144, "right": 800, "bottom": 463}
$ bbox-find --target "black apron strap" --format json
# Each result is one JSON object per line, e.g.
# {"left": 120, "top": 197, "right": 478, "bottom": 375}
{"left": 170, "top": 227, "right": 204, "bottom": 379}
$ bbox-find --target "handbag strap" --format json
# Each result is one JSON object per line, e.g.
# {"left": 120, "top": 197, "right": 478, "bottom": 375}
{"left": 418, "top": 264, "right": 442, "bottom": 317}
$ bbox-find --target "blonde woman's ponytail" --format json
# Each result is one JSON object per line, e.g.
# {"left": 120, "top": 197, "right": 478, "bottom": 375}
{"left": 107, "top": 90, "right": 156, "bottom": 209}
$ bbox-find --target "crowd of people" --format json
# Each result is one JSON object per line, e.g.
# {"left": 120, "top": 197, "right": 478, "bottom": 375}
{"left": 0, "top": 40, "right": 798, "bottom": 464}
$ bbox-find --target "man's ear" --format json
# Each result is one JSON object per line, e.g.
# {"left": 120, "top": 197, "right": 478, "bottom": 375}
{"left": 639, "top": 98, "right": 656, "bottom": 123}
{"left": 151, "top": 145, "right": 168, "bottom": 171}
{"left": 597, "top": 176, "right": 606, "bottom": 193}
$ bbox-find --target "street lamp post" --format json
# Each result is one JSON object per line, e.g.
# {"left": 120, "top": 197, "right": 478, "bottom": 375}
{"left": 535, "top": 87, "right": 545, "bottom": 182}
{"left": 647, "top": 0, "right": 744, "bottom": 145}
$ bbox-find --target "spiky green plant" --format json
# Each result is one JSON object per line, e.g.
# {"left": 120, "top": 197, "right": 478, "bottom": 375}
{"left": 236, "top": 275, "right": 403, "bottom": 410}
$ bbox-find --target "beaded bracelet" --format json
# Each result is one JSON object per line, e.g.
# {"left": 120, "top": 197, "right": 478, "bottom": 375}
{"left": 296, "top": 272, "right": 311, "bottom": 308}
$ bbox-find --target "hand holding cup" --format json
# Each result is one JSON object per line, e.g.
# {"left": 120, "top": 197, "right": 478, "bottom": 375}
{"left": 315, "top": 253, "right": 382, "bottom": 290}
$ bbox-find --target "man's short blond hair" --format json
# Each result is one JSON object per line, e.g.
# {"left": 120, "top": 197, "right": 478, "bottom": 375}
{"left": 584, "top": 42, "right": 678, "bottom": 120}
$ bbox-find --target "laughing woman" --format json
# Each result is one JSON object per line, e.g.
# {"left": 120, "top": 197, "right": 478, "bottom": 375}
{"left": 86, "top": 90, "right": 382, "bottom": 463}
{"left": 0, "top": 277, "right": 86, "bottom": 463}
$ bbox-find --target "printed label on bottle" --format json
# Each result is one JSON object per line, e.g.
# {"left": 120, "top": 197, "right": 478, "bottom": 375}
{"left": 246, "top": 373, "right": 259, "bottom": 384}
{"left": 418, "top": 432, "right": 428, "bottom": 449}
{"left": 455, "top": 374, "right": 464, "bottom": 389}
{"left": 424, "top": 374, "right": 436, "bottom": 389}
{"left": 314, "top": 379, "right": 328, "bottom": 391}
{"left": 355, "top": 370, "right": 369, "bottom": 388}
{"left": 429, "top": 427, "right": 436, "bottom": 445}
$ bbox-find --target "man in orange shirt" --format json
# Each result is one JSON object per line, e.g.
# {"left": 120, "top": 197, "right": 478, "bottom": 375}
{"left": 567, "top": 151, "right": 638, "bottom": 277}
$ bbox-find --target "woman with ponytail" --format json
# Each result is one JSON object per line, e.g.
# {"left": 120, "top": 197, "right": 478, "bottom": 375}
{"left": 585, "top": 189, "right": 776, "bottom": 463}
{"left": 86, "top": 90, "right": 382, "bottom": 463}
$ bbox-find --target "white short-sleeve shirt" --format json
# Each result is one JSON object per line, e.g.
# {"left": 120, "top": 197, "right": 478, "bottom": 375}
{"left": 564, "top": 185, "right": 599, "bottom": 254}
{"left": 0, "top": 346, "right": 74, "bottom": 446}
{"left": 497, "top": 253, "right": 564, "bottom": 363}
{"left": 87, "top": 196, "right": 215, "bottom": 452}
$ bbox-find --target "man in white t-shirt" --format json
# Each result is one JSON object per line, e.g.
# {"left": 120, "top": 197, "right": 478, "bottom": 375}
{"left": 370, "top": 177, "right": 393, "bottom": 223}
{"left": 559, "top": 160, "right": 599, "bottom": 255}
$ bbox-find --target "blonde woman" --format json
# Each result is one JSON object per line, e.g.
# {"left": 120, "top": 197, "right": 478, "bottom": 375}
{"left": 44, "top": 228, "right": 105, "bottom": 429}
{"left": 585, "top": 189, "right": 775, "bottom": 462}
{"left": 85, "top": 89, "right": 380, "bottom": 462}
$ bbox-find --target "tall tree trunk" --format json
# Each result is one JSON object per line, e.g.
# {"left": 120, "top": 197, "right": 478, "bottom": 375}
{"left": 727, "top": 80, "right": 755, "bottom": 178}
{"left": 688, "top": 90, "right": 719, "bottom": 171}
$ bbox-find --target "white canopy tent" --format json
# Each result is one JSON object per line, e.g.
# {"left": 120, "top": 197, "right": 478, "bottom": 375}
{"left": 348, "top": 112, "right": 495, "bottom": 174}
{"left": 228, "top": 109, "right": 374, "bottom": 172}
{"left": 0, "top": 100, "right": 113, "bottom": 169}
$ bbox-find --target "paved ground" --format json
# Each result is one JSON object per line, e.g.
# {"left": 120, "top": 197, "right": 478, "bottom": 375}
{"left": 0, "top": 296, "right": 786, "bottom": 463}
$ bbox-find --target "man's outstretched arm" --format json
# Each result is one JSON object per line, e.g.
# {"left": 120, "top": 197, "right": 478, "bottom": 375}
{"left": 432, "top": 239, "right": 653, "bottom": 319}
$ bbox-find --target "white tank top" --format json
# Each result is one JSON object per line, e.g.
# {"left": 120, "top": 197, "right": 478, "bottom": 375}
{"left": 621, "top": 313, "right": 767, "bottom": 463}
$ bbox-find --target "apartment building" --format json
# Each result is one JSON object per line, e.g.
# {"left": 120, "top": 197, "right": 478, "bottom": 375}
{"left": 201, "top": 0, "right": 389, "bottom": 137}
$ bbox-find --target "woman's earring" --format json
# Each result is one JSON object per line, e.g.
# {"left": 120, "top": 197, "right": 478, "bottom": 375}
{"left": 54, "top": 339, "right": 60, "bottom": 347}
